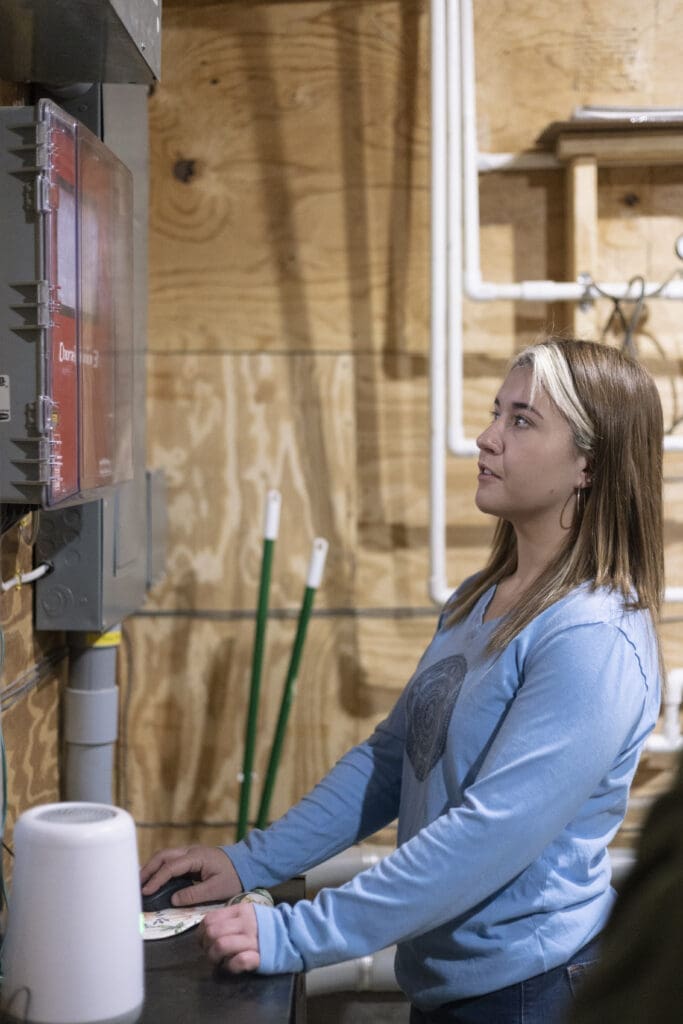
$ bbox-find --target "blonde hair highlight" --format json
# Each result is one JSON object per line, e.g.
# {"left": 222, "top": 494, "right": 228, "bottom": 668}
{"left": 446, "top": 338, "right": 664, "bottom": 650}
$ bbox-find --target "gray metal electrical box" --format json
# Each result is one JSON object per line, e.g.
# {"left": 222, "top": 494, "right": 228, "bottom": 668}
{"left": 32, "top": 85, "right": 155, "bottom": 631}
{"left": 0, "top": 0, "right": 161, "bottom": 84}
{"left": 33, "top": 465, "right": 166, "bottom": 630}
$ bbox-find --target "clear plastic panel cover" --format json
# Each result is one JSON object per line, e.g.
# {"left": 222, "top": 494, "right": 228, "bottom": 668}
{"left": 40, "top": 100, "right": 80, "bottom": 504}
{"left": 38, "top": 99, "right": 134, "bottom": 506}
{"left": 78, "top": 129, "right": 134, "bottom": 493}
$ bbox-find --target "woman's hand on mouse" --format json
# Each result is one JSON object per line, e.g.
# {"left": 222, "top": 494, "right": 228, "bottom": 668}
{"left": 199, "top": 903, "right": 260, "bottom": 973}
{"left": 140, "top": 845, "right": 243, "bottom": 906}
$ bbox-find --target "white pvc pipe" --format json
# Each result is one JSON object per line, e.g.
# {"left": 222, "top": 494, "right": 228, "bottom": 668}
{"left": 305, "top": 845, "right": 393, "bottom": 895}
{"left": 446, "top": 0, "right": 476, "bottom": 459}
{"left": 304, "top": 846, "right": 400, "bottom": 997}
{"left": 429, "top": 0, "right": 450, "bottom": 604}
{"left": 306, "top": 945, "right": 400, "bottom": 997}
{"left": 459, "top": 0, "right": 481, "bottom": 293}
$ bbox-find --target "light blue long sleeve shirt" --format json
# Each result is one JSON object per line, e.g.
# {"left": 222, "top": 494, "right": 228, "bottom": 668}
{"left": 226, "top": 583, "right": 660, "bottom": 1010}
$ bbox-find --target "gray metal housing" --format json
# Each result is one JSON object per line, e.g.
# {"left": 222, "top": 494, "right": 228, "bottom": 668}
{"left": 0, "top": 0, "right": 161, "bottom": 84}
{"left": 34, "top": 85, "right": 152, "bottom": 631}
{"left": 0, "top": 106, "right": 51, "bottom": 504}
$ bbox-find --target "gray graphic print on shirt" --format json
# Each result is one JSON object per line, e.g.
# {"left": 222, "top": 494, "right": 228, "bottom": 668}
{"left": 406, "top": 654, "right": 467, "bottom": 781}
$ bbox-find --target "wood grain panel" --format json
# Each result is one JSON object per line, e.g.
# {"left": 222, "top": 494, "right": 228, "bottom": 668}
{"left": 471, "top": 168, "right": 571, "bottom": 353}
{"left": 1, "top": 518, "right": 65, "bottom": 874}
{"left": 1, "top": 520, "right": 65, "bottom": 694}
{"left": 144, "top": 351, "right": 356, "bottom": 611}
{"left": 147, "top": 0, "right": 429, "bottom": 354}
{"left": 143, "top": 344, "right": 499, "bottom": 614}
{"left": 558, "top": 132, "right": 683, "bottom": 167}
{"left": 129, "top": 610, "right": 431, "bottom": 860}
{"left": 2, "top": 673, "right": 63, "bottom": 848}
{"left": 566, "top": 157, "right": 600, "bottom": 338}
{"left": 355, "top": 351, "right": 496, "bottom": 606}
{"left": 1, "top": 522, "right": 36, "bottom": 687}
{"left": 122, "top": 614, "right": 364, "bottom": 830}
{"left": 475, "top": 0, "right": 683, "bottom": 153}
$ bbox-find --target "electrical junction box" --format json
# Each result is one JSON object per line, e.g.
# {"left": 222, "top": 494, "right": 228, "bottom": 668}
{"left": 34, "top": 469, "right": 165, "bottom": 631}
{"left": 0, "top": 99, "right": 134, "bottom": 509}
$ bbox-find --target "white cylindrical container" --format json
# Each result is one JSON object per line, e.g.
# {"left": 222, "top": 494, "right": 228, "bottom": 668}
{"left": 1, "top": 802, "right": 144, "bottom": 1024}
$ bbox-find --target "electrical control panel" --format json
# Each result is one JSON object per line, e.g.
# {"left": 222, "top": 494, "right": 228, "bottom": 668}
{"left": 0, "top": 100, "right": 134, "bottom": 509}
{"left": 29, "top": 84, "right": 161, "bottom": 632}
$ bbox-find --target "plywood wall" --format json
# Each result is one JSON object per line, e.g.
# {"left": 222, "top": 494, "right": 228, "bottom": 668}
{"left": 0, "top": 516, "right": 65, "bottom": 878}
{"left": 122, "top": 0, "right": 683, "bottom": 863}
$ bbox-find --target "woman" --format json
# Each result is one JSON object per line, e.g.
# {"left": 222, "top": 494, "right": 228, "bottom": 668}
{"left": 142, "top": 338, "right": 664, "bottom": 1023}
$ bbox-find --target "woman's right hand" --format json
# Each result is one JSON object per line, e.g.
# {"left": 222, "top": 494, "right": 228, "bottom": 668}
{"left": 140, "top": 845, "right": 243, "bottom": 907}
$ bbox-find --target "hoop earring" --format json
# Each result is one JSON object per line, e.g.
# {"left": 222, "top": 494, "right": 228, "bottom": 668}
{"left": 575, "top": 486, "right": 586, "bottom": 517}
{"left": 560, "top": 491, "right": 574, "bottom": 531}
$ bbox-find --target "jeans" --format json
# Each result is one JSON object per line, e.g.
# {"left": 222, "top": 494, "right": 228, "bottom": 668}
{"left": 409, "top": 936, "right": 600, "bottom": 1024}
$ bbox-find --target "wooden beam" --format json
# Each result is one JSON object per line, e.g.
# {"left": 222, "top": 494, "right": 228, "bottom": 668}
{"left": 566, "top": 156, "right": 600, "bottom": 338}
{"left": 557, "top": 131, "right": 683, "bottom": 167}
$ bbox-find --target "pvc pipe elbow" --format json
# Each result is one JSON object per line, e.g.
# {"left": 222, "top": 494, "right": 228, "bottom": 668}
{"left": 429, "top": 578, "right": 454, "bottom": 607}
{"left": 447, "top": 429, "right": 478, "bottom": 457}
{"left": 463, "top": 274, "right": 499, "bottom": 301}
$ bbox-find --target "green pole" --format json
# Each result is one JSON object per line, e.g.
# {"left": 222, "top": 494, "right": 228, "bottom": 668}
{"left": 237, "top": 490, "right": 281, "bottom": 841}
{"left": 256, "top": 538, "right": 328, "bottom": 830}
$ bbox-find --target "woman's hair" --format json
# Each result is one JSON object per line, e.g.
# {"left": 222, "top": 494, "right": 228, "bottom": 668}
{"left": 446, "top": 337, "right": 664, "bottom": 650}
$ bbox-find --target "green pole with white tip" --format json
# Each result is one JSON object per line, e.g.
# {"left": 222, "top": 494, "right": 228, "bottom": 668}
{"left": 256, "top": 537, "right": 328, "bottom": 830}
{"left": 237, "top": 489, "right": 281, "bottom": 841}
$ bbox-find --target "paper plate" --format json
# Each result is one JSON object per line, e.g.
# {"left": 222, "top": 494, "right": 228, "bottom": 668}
{"left": 143, "top": 902, "right": 227, "bottom": 941}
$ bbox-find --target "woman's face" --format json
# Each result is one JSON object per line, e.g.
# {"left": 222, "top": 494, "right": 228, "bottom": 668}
{"left": 475, "top": 365, "right": 589, "bottom": 533}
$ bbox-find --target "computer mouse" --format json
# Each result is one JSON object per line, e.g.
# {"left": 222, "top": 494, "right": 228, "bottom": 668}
{"left": 142, "top": 873, "right": 196, "bottom": 913}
